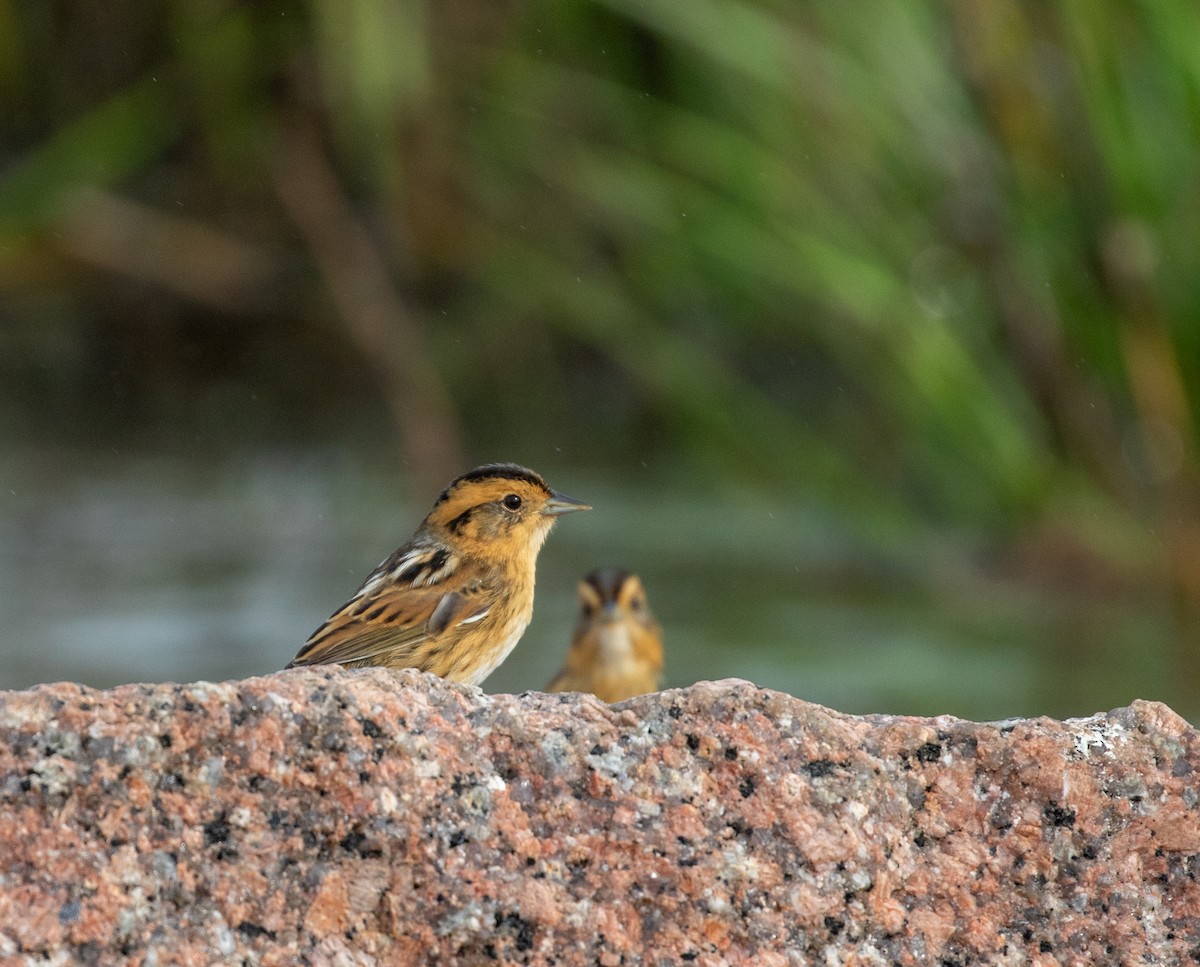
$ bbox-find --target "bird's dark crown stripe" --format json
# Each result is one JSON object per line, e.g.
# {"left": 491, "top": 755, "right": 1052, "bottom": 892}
{"left": 586, "top": 568, "right": 631, "bottom": 602}
{"left": 435, "top": 463, "right": 548, "bottom": 504}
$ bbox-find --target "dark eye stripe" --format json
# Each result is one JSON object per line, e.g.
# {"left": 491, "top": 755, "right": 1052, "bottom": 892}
{"left": 447, "top": 508, "right": 474, "bottom": 534}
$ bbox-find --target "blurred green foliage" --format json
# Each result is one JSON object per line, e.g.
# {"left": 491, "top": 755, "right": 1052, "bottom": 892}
{"left": 2, "top": 0, "right": 1200, "bottom": 704}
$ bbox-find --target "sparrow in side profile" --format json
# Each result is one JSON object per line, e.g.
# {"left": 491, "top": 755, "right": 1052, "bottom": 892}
{"left": 287, "top": 463, "right": 590, "bottom": 684}
{"left": 547, "top": 568, "right": 663, "bottom": 703}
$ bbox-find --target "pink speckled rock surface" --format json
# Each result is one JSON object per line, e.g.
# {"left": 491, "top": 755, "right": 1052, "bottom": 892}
{"left": 0, "top": 670, "right": 1198, "bottom": 965}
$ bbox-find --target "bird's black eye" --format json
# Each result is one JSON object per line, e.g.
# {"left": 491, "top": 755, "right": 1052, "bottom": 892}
{"left": 502, "top": 493, "right": 523, "bottom": 511}
{"left": 630, "top": 596, "right": 643, "bottom": 611}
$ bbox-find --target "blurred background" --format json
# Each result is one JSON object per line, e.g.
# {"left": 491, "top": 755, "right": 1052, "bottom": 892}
{"left": 2, "top": 0, "right": 1199, "bottom": 721}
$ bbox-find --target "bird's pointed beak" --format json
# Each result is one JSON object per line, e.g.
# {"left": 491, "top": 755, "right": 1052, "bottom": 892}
{"left": 542, "top": 491, "right": 591, "bottom": 516}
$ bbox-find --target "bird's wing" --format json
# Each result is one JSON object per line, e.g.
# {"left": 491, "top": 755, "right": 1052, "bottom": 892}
{"left": 288, "top": 579, "right": 497, "bottom": 669}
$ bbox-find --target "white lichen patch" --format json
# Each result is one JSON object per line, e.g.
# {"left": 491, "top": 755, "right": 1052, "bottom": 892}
{"left": 585, "top": 744, "right": 629, "bottom": 780}
{"left": 635, "top": 798, "right": 662, "bottom": 819}
{"left": 40, "top": 727, "right": 83, "bottom": 759}
{"left": 436, "top": 902, "right": 485, "bottom": 937}
{"left": 121, "top": 734, "right": 161, "bottom": 767}
{"left": 264, "top": 690, "right": 293, "bottom": 713}
{"left": 228, "top": 806, "right": 253, "bottom": 828}
{"left": 116, "top": 887, "right": 152, "bottom": 937}
{"left": 824, "top": 941, "right": 890, "bottom": 966}
{"left": 703, "top": 890, "right": 730, "bottom": 915}
{"left": 1067, "top": 712, "right": 1130, "bottom": 760}
{"left": 210, "top": 915, "right": 236, "bottom": 956}
{"left": 183, "top": 682, "right": 239, "bottom": 708}
{"left": 539, "top": 730, "right": 574, "bottom": 774}
{"left": 198, "top": 757, "right": 225, "bottom": 787}
{"left": 847, "top": 867, "right": 873, "bottom": 892}
{"left": 30, "top": 758, "right": 74, "bottom": 797}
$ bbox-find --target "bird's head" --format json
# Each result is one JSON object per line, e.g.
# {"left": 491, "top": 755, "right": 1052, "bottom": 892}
{"left": 423, "top": 463, "right": 590, "bottom": 564}
{"left": 577, "top": 567, "right": 654, "bottom": 626}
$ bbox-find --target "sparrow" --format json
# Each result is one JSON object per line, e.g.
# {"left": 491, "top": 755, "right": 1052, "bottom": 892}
{"left": 287, "top": 463, "right": 590, "bottom": 684}
{"left": 547, "top": 568, "right": 663, "bottom": 703}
